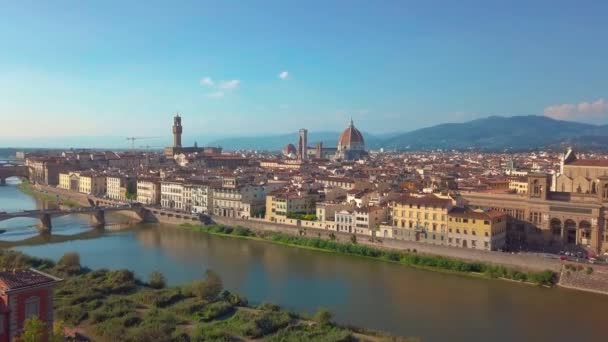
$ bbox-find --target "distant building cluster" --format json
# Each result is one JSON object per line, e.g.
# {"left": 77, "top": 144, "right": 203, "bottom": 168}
{"left": 17, "top": 114, "right": 608, "bottom": 255}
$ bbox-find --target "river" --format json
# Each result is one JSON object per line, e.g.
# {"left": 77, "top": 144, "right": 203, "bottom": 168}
{"left": 0, "top": 179, "right": 606, "bottom": 341}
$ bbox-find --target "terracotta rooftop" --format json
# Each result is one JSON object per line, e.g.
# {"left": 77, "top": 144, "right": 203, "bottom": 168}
{"left": 393, "top": 195, "right": 452, "bottom": 207}
{"left": 0, "top": 269, "right": 61, "bottom": 291}
{"left": 568, "top": 160, "right": 608, "bottom": 167}
{"left": 449, "top": 207, "right": 506, "bottom": 220}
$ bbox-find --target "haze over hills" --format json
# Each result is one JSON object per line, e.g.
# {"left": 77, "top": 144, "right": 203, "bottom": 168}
{"left": 2, "top": 116, "right": 608, "bottom": 152}
{"left": 209, "top": 116, "right": 608, "bottom": 151}
{"left": 208, "top": 131, "right": 393, "bottom": 151}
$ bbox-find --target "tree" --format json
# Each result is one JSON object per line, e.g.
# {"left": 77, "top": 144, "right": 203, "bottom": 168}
{"left": 149, "top": 271, "right": 166, "bottom": 289}
{"left": 57, "top": 252, "right": 81, "bottom": 275}
{"left": 313, "top": 308, "right": 333, "bottom": 326}
{"left": 350, "top": 235, "right": 357, "bottom": 244}
{"left": 51, "top": 320, "right": 65, "bottom": 342}
{"left": 16, "top": 317, "right": 46, "bottom": 342}
{"left": 192, "top": 270, "right": 223, "bottom": 301}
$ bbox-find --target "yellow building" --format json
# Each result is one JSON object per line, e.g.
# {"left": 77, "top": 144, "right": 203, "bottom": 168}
{"left": 58, "top": 172, "right": 80, "bottom": 192}
{"left": 378, "top": 195, "right": 452, "bottom": 244}
{"left": 447, "top": 208, "right": 507, "bottom": 251}
{"left": 137, "top": 178, "right": 161, "bottom": 205}
{"left": 508, "top": 179, "right": 528, "bottom": 194}
{"left": 78, "top": 172, "right": 106, "bottom": 196}
{"left": 58, "top": 173, "right": 71, "bottom": 190}
{"left": 266, "top": 191, "right": 316, "bottom": 223}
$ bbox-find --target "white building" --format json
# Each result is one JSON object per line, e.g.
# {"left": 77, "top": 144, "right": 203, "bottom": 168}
{"left": 161, "top": 180, "right": 185, "bottom": 211}
{"left": 137, "top": 178, "right": 161, "bottom": 205}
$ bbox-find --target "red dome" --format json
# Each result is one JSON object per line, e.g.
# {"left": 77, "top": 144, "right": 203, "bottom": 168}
{"left": 283, "top": 143, "right": 297, "bottom": 155}
{"left": 338, "top": 120, "right": 364, "bottom": 149}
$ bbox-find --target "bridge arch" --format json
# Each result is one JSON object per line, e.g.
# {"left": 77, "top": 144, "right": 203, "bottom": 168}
{"left": 550, "top": 218, "right": 562, "bottom": 237}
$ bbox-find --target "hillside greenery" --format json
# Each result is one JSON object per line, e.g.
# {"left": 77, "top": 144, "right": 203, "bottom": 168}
{"left": 0, "top": 249, "right": 403, "bottom": 342}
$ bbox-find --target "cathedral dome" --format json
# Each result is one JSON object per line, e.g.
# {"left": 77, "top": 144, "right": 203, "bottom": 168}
{"left": 283, "top": 143, "right": 297, "bottom": 155}
{"left": 337, "top": 119, "right": 365, "bottom": 151}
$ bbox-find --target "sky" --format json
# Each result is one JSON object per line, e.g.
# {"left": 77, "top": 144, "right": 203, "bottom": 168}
{"left": 1, "top": 0, "right": 607, "bottom": 147}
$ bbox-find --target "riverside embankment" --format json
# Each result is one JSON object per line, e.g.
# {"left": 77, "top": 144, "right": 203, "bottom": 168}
{"left": 22, "top": 183, "right": 608, "bottom": 296}
{"left": 5, "top": 182, "right": 608, "bottom": 341}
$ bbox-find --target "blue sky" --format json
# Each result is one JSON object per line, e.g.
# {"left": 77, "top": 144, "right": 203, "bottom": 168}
{"left": 1, "top": 0, "right": 607, "bottom": 145}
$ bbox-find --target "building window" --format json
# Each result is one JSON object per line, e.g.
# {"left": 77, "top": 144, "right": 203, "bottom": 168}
{"left": 25, "top": 297, "right": 40, "bottom": 319}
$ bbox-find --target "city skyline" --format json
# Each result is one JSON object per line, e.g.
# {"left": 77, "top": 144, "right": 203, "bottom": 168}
{"left": 1, "top": 1, "right": 608, "bottom": 142}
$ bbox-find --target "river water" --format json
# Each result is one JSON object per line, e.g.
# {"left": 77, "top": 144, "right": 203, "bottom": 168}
{"left": 0, "top": 179, "right": 606, "bottom": 341}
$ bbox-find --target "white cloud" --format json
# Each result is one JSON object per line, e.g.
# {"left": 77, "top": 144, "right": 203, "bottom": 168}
{"left": 279, "top": 71, "right": 289, "bottom": 80}
{"left": 200, "top": 77, "right": 240, "bottom": 98}
{"left": 544, "top": 98, "right": 608, "bottom": 122}
{"left": 200, "top": 77, "right": 214, "bottom": 86}
{"left": 218, "top": 79, "right": 240, "bottom": 90}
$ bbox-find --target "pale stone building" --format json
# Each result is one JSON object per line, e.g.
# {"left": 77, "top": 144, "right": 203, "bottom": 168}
{"left": 137, "top": 178, "right": 161, "bottom": 205}
{"left": 160, "top": 180, "right": 185, "bottom": 211}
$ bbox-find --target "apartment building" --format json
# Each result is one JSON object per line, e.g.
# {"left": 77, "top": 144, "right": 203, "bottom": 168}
{"left": 160, "top": 180, "right": 185, "bottom": 211}
{"left": 446, "top": 208, "right": 507, "bottom": 251}
{"left": 106, "top": 174, "right": 137, "bottom": 201}
{"left": 137, "top": 178, "right": 161, "bottom": 205}
{"left": 378, "top": 195, "right": 452, "bottom": 245}
{"left": 353, "top": 206, "right": 389, "bottom": 236}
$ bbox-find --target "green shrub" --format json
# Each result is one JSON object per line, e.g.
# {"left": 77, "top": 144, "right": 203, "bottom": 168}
{"left": 199, "top": 301, "right": 234, "bottom": 322}
{"left": 55, "top": 305, "right": 89, "bottom": 325}
{"left": 191, "top": 270, "right": 223, "bottom": 301}
{"left": 56, "top": 252, "right": 82, "bottom": 275}
{"left": 313, "top": 308, "right": 333, "bottom": 326}
{"left": 149, "top": 271, "right": 167, "bottom": 289}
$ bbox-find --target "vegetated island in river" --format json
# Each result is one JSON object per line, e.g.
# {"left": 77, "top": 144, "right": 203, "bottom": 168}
{"left": 180, "top": 223, "right": 557, "bottom": 287}
{"left": 0, "top": 249, "right": 415, "bottom": 342}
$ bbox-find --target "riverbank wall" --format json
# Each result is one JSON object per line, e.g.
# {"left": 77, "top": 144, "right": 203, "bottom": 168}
{"left": 21, "top": 184, "right": 608, "bottom": 295}
{"left": 28, "top": 184, "right": 562, "bottom": 272}
{"left": 211, "top": 216, "right": 563, "bottom": 273}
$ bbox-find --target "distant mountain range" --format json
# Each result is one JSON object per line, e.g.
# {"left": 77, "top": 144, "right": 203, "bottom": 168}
{"left": 3, "top": 116, "right": 608, "bottom": 152}
{"left": 209, "top": 116, "right": 608, "bottom": 151}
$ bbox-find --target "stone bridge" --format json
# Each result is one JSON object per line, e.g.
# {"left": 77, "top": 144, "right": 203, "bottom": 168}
{"left": 0, "top": 164, "right": 29, "bottom": 185}
{"left": 0, "top": 205, "right": 148, "bottom": 233}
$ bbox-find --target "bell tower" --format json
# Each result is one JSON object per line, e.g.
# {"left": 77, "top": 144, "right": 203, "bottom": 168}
{"left": 528, "top": 173, "right": 550, "bottom": 200}
{"left": 172, "top": 113, "right": 182, "bottom": 148}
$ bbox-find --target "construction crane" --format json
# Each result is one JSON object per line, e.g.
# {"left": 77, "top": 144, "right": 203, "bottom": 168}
{"left": 125, "top": 136, "right": 161, "bottom": 150}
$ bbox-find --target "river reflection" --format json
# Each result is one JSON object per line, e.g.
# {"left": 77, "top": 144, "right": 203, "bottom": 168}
{"left": 2, "top": 181, "right": 608, "bottom": 341}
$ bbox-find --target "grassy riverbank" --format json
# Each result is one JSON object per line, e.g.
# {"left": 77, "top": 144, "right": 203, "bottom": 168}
{"left": 181, "top": 223, "right": 557, "bottom": 287}
{"left": 17, "top": 181, "right": 80, "bottom": 208}
{"left": 0, "top": 249, "right": 412, "bottom": 342}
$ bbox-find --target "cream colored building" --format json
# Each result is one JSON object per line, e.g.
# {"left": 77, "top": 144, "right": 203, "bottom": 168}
{"left": 266, "top": 191, "right": 316, "bottom": 223}
{"left": 78, "top": 172, "right": 106, "bottom": 196}
{"left": 353, "top": 206, "right": 389, "bottom": 236}
{"left": 508, "top": 180, "right": 528, "bottom": 194}
{"left": 106, "top": 175, "right": 124, "bottom": 201}
{"left": 137, "top": 178, "right": 161, "bottom": 205}
{"left": 316, "top": 202, "right": 355, "bottom": 223}
{"left": 160, "top": 180, "right": 185, "bottom": 211}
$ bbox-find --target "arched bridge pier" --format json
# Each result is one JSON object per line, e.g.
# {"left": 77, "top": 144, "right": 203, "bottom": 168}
{"left": 0, "top": 165, "right": 29, "bottom": 185}
{"left": 0, "top": 206, "right": 149, "bottom": 233}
